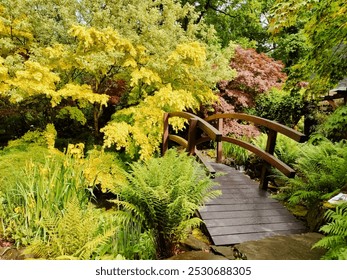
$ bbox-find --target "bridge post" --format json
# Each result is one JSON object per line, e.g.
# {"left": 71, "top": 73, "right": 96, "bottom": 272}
{"left": 162, "top": 113, "right": 169, "bottom": 155}
{"left": 216, "top": 118, "right": 223, "bottom": 163}
{"left": 259, "top": 129, "right": 277, "bottom": 190}
{"left": 187, "top": 118, "right": 198, "bottom": 155}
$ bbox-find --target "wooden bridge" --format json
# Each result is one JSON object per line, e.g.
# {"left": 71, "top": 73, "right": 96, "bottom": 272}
{"left": 162, "top": 112, "right": 308, "bottom": 245}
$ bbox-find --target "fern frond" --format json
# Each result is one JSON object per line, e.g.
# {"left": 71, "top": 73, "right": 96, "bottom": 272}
{"left": 74, "top": 228, "right": 116, "bottom": 260}
{"left": 314, "top": 204, "right": 347, "bottom": 260}
{"left": 108, "top": 148, "right": 219, "bottom": 258}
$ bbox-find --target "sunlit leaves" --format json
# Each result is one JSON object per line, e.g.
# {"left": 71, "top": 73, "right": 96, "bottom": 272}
{"left": 168, "top": 42, "right": 206, "bottom": 67}
{"left": 9, "top": 61, "right": 59, "bottom": 102}
{"left": 130, "top": 68, "right": 162, "bottom": 87}
{"left": 269, "top": 0, "right": 347, "bottom": 93}
{"left": 0, "top": 0, "right": 235, "bottom": 160}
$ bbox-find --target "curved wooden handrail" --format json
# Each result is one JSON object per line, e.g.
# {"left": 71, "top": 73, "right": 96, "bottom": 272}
{"left": 221, "top": 136, "right": 295, "bottom": 177}
{"left": 205, "top": 113, "right": 307, "bottom": 142}
{"left": 195, "top": 135, "right": 295, "bottom": 177}
{"left": 169, "top": 112, "right": 222, "bottom": 142}
{"left": 163, "top": 111, "right": 307, "bottom": 190}
{"left": 168, "top": 135, "right": 188, "bottom": 148}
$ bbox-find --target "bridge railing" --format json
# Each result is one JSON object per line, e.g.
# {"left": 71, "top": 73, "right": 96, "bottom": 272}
{"left": 162, "top": 112, "right": 307, "bottom": 190}
{"left": 204, "top": 113, "right": 307, "bottom": 189}
{"left": 162, "top": 112, "right": 222, "bottom": 175}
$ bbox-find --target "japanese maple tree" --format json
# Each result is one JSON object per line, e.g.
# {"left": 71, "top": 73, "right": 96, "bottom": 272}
{"left": 211, "top": 46, "right": 287, "bottom": 137}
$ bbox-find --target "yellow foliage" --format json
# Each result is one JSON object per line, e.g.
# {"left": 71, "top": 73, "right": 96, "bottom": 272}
{"left": 0, "top": 57, "right": 9, "bottom": 93}
{"left": 52, "top": 83, "right": 109, "bottom": 107}
{"left": 43, "top": 124, "right": 57, "bottom": 150}
{"left": 0, "top": 14, "right": 33, "bottom": 41}
{"left": 68, "top": 25, "right": 137, "bottom": 56}
{"left": 10, "top": 61, "right": 60, "bottom": 102}
{"left": 102, "top": 121, "right": 131, "bottom": 151}
{"left": 41, "top": 44, "right": 73, "bottom": 70}
{"left": 145, "top": 84, "right": 199, "bottom": 111}
{"left": 0, "top": 2, "right": 236, "bottom": 162}
{"left": 66, "top": 143, "right": 85, "bottom": 160}
{"left": 101, "top": 105, "right": 163, "bottom": 160}
{"left": 102, "top": 82, "right": 214, "bottom": 160}
{"left": 83, "top": 150, "right": 127, "bottom": 193}
{"left": 122, "top": 57, "right": 137, "bottom": 68}
{"left": 130, "top": 67, "right": 162, "bottom": 87}
{"left": 167, "top": 42, "right": 206, "bottom": 67}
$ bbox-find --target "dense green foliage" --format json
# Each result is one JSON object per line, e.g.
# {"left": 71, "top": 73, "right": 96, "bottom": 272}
{"left": 221, "top": 141, "right": 249, "bottom": 166}
{"left": 252, "top": 133, "right": 301, "bottom": 168}
{"left": 110, "top": 149, "right": 220, "bottom": 259}
{"left": 275, "top": 139, "right": 347, "bottom": 207}
{"left": 180, "top": 0, "right": 273, "bottom": 51}
{"left": 23, "top": 200, "right": 119, "bottom": 260}
{"left": 313, "top": 204, "right": 347, "bottom": 260}
{"left": 0, "top": 0, "right": 346, "bottom": 261}
{"left": 0, "top": 127, "right": 216, "bottom": 259}
{"left": 0, "top": 0, "right": 234, "bottom": 159}
{"left": 249, "top": 88, "right": 305, "bottom": 128}
{"left": 269, "top": 0, "right": 347, "bottom": 94}
{"left": 318, "top": 105, "right": 347, "bottom": 142}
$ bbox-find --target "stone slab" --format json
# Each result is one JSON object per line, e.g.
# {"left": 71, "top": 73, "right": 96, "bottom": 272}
{"left": 234, "top": 232, "right": 326, "bottom": 260}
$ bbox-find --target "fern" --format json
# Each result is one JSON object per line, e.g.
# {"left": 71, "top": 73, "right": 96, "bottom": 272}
{"left": 24, "top": 199, "right": 117, "bottom": 260}
{"left": 313, "top": 204, "right": 347, "bottom": 260}
{"left": 110, "top": 149, "right": 220, "bottom": 259}
{"left": 252, "top": 133, "right": 301, "bottom": 167}
{"left": 274, "top": 139, "right": 347, "bottom": 207}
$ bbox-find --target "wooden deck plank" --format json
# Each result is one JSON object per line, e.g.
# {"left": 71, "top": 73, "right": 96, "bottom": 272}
{"left": 200, "top": 203, "right": 285, "bottom": 212}
{"left": 204, "top": 215, "right": 299, "bottom": 227}
{"left": 198, "top": 162, "right": 306, "bottom": 245}
{"left": 200, "top": 209, "right": 291, "bottom": 220}
{"left": 205, "top": 198, "right": 277, "bottom": 205}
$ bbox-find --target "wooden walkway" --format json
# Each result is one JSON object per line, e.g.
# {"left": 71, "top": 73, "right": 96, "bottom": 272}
{"left": 199, "top": 162, "right": 307, "bottom": 246}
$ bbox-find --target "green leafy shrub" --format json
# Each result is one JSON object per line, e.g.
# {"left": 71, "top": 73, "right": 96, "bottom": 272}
{"left": 318, "top": 105, "right": 347, "bottom": 142}
{"left": 249, "top": 88, "right": 305, "bottom": 128}
{"left": 110, "top": 149, "right": 220, "bottom": 259}
{"left": 23, "top": 198, "right": 154, "bottom": 260}
{"left": 0, "top": 144, "right": 151, "bottom": 259}
{"left": 0, "top": 145, "right": 90, "bottom": 246}
{"left": 23, "top": 199, "right": 116, "bottom": 260}
{"left": 220, "top": 140, "right": 249, "bottom": 166}
{"left": 251, "top": 133, "right": 301, "bottom": 167}
{"left": 276, "top": 139, "right": 347, "bottom": 207}
{"left": 313, "top": 203, "right": 347, "bottom": 260}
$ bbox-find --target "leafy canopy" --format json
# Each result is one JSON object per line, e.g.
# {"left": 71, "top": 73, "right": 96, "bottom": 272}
{"left": 0, "top": 0, "right": 234, "bottom": 159}
{"left": 269, "top": 0, "right": 347, "bottom": 94}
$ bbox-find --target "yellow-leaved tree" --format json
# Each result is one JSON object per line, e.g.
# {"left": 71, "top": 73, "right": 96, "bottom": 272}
{"left": 0, "top": 0, "right": 235, "bottom": 159}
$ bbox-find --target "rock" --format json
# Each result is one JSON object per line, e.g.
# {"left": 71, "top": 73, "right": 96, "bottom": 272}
{"left": 210, "top": 245, "right": 237, "bottom": 260}
{"left": 0, "top": 247, "right": 24, "bottom": 260}
{"left": 180, "top": 234, "right": 210, "bottom": 251}
{"left": 168, "top": 251, "right": 228, "bottom": 260}
{"left": 234, "top": 233, "right": 326, "bottom": 260}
